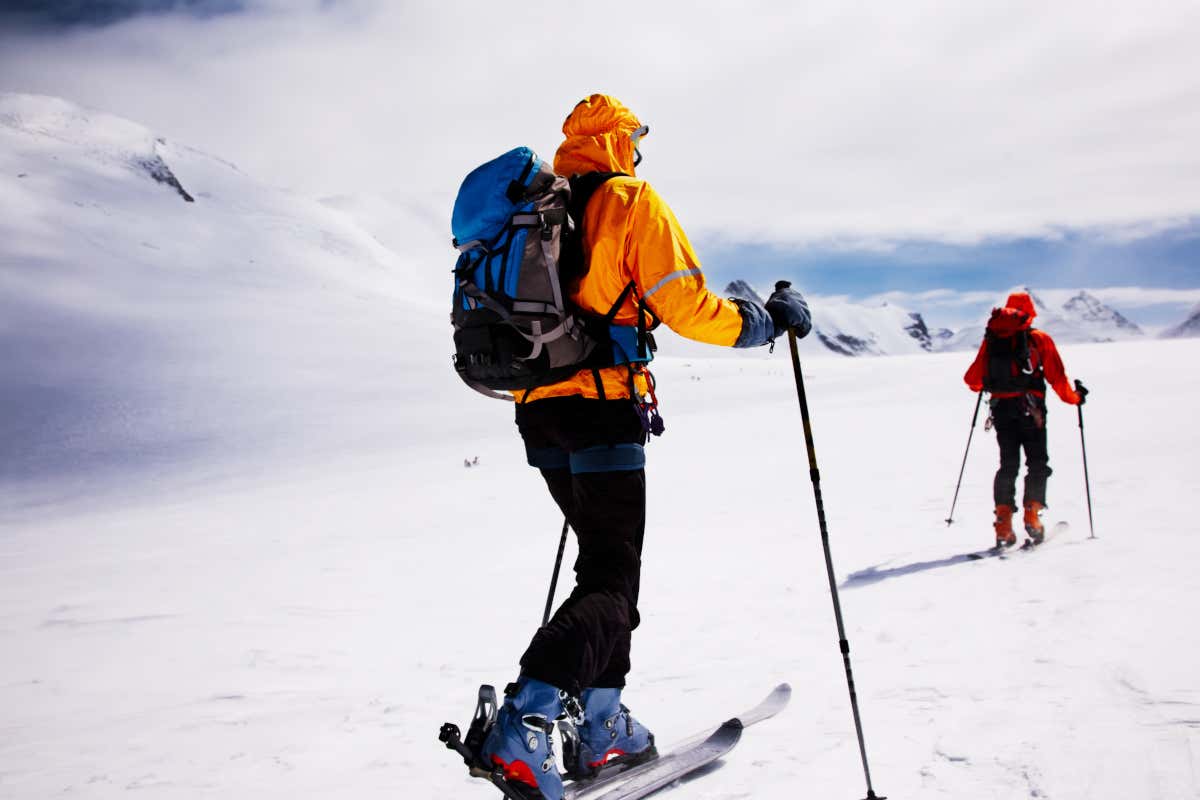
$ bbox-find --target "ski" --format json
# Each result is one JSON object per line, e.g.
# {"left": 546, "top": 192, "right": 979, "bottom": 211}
{"left": 1020, "top": 519, "right": 1069, "bottom": 550}
{"left": 965, "top": 544, "right": 1013, "bottom": 561}
{"left": 565, "top": 719, "right": 739, "bottom": 800}
{"left": 966, "top": 520, "right": 1069, "bottom": 559}
{"left": 441, "top": 683, "right": 791, "bottom": 800}
{"left": 567, "top": 682, "right": 791, "bottom": 800}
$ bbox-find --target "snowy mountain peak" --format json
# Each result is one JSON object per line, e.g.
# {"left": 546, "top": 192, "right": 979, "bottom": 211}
{"left": 724, "top": 280, "right": 765, "bottom": 306}
{"left": 1062, "top": 291, "right": 1143, "bottom": 336}
{"left": 2, "top": 91, "right": 197, "bottom": 202}
{"left": 1162, "top": 304, "right": 1200, "bottom": 339}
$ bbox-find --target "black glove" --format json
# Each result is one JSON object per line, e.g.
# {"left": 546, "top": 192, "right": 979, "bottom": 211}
{"left": 1074, "top": 378, "right": 1089, "bottom": 405}
{"left": 765, "top": 280, "right": 812, "bottom": 339}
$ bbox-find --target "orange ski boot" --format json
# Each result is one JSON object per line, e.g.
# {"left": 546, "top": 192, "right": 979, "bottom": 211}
{"left": 1024, "top": 501, "right": 1046, "bottom": 545}
{"left": 994, "top": 505, "right": 1017, "bottom": 548}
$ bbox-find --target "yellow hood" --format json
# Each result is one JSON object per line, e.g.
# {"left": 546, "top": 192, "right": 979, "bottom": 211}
{"left": 553, "top": 94, "right": 643, "bottom": 177}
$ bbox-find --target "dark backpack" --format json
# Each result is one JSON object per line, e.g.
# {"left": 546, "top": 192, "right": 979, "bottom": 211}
{"left": 450, "top": 147, "right": 646, "bottom": 399}
{"left": 982, "top": 307, "right": 1045, "bottom": 394}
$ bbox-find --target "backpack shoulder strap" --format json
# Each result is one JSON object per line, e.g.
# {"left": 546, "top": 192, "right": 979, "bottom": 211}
{"left": 560, "top": 171, "right": 627, "bottom": 287}
{"left": 568, "top": 171, "right": 627, "bottom": 226}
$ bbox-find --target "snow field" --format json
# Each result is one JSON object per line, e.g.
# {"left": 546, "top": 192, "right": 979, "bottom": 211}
{"left": 2, "top": 339, "right": 1197, "bottom": 798}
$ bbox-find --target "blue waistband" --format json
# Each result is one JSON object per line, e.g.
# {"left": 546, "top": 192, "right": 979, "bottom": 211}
{"left": 569, "top": 443, "right": 645, "bottom": 474}
{"left": 525, "top": 443, "right": 646, "bottom": 474}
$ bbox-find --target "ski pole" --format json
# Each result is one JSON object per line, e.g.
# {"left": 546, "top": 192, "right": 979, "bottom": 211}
{"left": 1075, "top": 380, "right": 1095, "bottom": 539}
{"left": 542, "top": 518, "right": 570, "bottom": 626}
{"left": 945, "top": 391, "right": 984, "bottom": 526}
{"left": 786, "top": 329, "right": 886, "bottom": 800}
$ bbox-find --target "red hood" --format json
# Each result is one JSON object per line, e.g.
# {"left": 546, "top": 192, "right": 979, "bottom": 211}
{"left": 1004, "top": 291, "right": 1037, "bottom": 322}
{"left": 985, "top": 291, "right": 1037, "bottom": 336}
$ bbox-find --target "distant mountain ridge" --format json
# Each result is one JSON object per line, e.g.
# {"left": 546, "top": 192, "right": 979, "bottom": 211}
{"left": 725, "top": 281, "right": 1146, "bottom": 357}
{"left": 1161, "top": 305, "right": 1200, "bottom": 339}
{"left": 940, "top": 288, "right": 1144, "bottom": 352}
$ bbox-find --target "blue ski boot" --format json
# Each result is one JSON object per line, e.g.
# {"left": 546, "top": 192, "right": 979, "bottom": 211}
{"left": 573, "top": 687, "right": 657, "bottom": 777}
{"left": 480, "top": 678, "right": 564, "bottom": 799}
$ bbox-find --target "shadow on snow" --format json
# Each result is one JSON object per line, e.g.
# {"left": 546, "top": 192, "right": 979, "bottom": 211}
{"left": 841, "top": 550, "right": 994, "bottom": 589}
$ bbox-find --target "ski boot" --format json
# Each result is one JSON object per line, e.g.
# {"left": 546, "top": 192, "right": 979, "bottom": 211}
{"left": 994, "top": 504, "right": 1017, "bottom": 548}
{"left": 571, "top": 687, "right": 657, "bottom": 778}
{"left": 1023, "top": 501, "right": 1046, "bottom": 544}
{"left": 479, "top": 678, "right": 564, "bottom": 799}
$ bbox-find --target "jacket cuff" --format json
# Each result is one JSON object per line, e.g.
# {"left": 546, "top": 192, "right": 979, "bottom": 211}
{"left": 732, "top": 298, "right": 775, "bottom": 348}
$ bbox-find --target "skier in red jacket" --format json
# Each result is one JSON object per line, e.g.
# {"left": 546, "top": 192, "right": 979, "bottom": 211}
{"left": 964, "top": 291, "right": 1087, "bottom": 546}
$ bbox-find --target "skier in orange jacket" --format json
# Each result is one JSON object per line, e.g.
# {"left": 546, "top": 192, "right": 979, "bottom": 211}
{"left": 478, "top": 95, "right": 812, "bottom": 800}
{"left": 964, "top": 291, "right": 1086, "bottom": 547}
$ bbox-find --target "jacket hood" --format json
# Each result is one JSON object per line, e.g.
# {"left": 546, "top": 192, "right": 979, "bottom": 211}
{"left": 553, "top": 94, "right": 643, "bottom": 177}
{"left": 1004, "top": 291, "right": 1037, "bottom": 322}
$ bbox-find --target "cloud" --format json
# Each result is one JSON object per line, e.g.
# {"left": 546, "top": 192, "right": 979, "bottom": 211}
{"left": 861, "top": 289, "right": 1002, "bottom": 309}
{"left": 0, "top": 0, "right": 248, "bottom": 27}
{"left": 1, "top": 0, "right": 1199, "bottom": 247}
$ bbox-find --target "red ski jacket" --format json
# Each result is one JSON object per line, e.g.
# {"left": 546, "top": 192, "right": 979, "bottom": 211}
{"left": 964, "top": 291, "right": 1082, "bottom": 405}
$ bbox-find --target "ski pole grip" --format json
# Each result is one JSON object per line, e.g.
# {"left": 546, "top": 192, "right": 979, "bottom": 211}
{"left": 1074, "top": 378, "right": 1089, "bottom": 404}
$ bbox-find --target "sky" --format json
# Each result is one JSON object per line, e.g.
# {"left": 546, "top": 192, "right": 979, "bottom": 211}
{"left": 1, "top": 0, "right": 1198, "bottom": 328}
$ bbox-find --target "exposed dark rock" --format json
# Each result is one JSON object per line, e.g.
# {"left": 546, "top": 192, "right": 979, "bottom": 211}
{"left": 817, "top": 331, "right": 873, "bottom": 356}
{"left": 136, "top": 155, "right": 194, "bottom": 202}
{"left": 904, "top": 312, "right": 933, "bottom": 351}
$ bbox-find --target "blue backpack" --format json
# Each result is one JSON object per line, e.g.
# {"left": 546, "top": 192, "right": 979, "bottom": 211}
{"left": 450, "top": 147, "right": 652, "bottom": 399}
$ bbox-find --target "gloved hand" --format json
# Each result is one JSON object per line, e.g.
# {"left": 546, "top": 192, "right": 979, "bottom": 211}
{"left": 765, "top": 280, "right": 812, "bottom": 339}
{"left": 1074, "top": 378, "right": 1089, "bottom": 405}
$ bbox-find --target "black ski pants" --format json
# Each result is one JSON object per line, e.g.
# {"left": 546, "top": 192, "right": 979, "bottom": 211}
{"left": 992, "top": 396, "right": 1052, "bottom": 509}
{"left": 514, "top": 396, "right": 647, "bottom": 696}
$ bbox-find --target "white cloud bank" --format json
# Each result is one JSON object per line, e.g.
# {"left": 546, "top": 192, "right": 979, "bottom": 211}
{"left": 1, "top": 0, "right": 1199, "bottom": 246}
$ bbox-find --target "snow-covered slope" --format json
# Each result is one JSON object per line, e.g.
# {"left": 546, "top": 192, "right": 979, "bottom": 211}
{"left": 0, "top": 92, "right": 483, "bottom": 507}
{"left": 1161, "top": 304, "right": 1200, "bottom": 338}
{"left": 2, "top": 335, "right": 1197, "bottom": 799}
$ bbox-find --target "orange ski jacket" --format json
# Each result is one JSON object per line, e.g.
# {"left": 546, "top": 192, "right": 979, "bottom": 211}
{"left": 517, "top": 94, "right": 746, "bottom": 402}
{"left": 964, "top": 291, "right": 1082, "bottom": 405}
